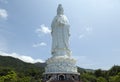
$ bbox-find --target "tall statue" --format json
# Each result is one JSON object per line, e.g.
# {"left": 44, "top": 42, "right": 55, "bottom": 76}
{"left": 44, "top": 4, "right": 80, "bottom": 82}
{"left": 51, "top": 4, "right": 71, "bottom": 56}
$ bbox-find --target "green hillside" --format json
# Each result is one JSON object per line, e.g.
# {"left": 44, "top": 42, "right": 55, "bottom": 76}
{"left": 0, "top": 55, "right": 44, "bottom": 82}
{"left": 0, "top": 55, "right": 120, "bottom": 82}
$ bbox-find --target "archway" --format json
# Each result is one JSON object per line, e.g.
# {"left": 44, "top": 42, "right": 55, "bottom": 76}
{"left": 72, "top": 75, "right": 75, "bottom": 80}
{"left": 48, "top": 75, "right": 51, "bottom": 80}
{"left": 59, "top": 75, "right": 65, "bottom": 80}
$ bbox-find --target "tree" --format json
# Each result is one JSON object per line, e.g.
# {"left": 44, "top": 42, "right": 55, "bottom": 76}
{"left": 94, "top": 69, "right": 103, "bottom": 77}
{"left": 17, "top": 76, "right": 31, "bottom": 82}
{"left": 108, "top": 65, "right": 120, "bottom": 76}
{"left": 97, "top": 77, "right": 107, "bottom": 82}
{"left": 0, "top": 70, "right": 17, "bottom": 82}
{"left": 109, "top": 72, "right": 120, "bottom": 82}
{"left": 81, "top": 73, "right": 97, "bottom": 82}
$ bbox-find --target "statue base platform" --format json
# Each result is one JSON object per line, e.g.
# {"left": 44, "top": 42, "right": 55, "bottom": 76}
{"left": 42, "top": 73, "right": 80, "bottom": 82}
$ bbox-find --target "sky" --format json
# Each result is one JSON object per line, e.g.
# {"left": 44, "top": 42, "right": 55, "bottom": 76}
{"left": 0, "top": 0, "right": 120, "bottom": 70}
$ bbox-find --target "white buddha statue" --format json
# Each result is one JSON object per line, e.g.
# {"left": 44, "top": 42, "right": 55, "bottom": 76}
{"left": 51, "top": 4, "right": 71, "bottom": 57}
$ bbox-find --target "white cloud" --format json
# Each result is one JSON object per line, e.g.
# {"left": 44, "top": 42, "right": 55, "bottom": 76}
{"left": 79, "top": 34, "right": 85, "bottom": 39}
{"left": 73, "top": 55, "right": 96, "bottom": 69}
{"left": 86, "top": 27, "right": 93, "bottom": 32}
{"left": 0, "top": 9, "right": 8, "bottom": 19}
{"left": 0, "top": 51, "right": 45, "bottom": 63}
{"left": 79, "top": 26, "right": 93, "bottom": 39}
{"left": 34, "top": 24, "right": 49, "bottom": 48}
{"left": 36, "top": 24, "right": 51, "bottom": 34}
{"left": 33, "top": 42, "right": 47, "bottom": 47}
{"left": 74, "top": 55, "right": 110, "bottom": 70}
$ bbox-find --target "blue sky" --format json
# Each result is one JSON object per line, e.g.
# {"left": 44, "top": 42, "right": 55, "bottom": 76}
{"left": 0, "top": 0, "right": 120, "bottom": 70}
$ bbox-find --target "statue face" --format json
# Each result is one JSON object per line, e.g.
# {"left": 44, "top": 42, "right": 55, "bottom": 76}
{"left": 57, "top": 4, "right": 64, "bottom": 15}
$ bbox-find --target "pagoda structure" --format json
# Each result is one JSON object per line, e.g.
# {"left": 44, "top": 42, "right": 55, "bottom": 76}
{"left": 42, "top": 4, "right": 80, "bottom": 82}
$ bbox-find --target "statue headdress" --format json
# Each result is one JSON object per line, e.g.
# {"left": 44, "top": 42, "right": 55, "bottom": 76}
{"left": 57, "top": 4, "right": 64, "bottom": 15}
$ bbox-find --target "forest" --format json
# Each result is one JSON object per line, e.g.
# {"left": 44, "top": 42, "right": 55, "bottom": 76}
{"left": 0, "top": 55, "right": 120, "bottom": 82}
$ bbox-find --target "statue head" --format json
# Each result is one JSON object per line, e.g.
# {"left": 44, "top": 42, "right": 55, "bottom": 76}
{"left": 57, "top": 4, "right": 64, "bottom": 15}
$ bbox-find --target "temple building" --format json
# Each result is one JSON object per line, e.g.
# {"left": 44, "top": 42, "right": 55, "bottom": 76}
{"left": 42, "top": 4, "right": 80, "bottom": 82}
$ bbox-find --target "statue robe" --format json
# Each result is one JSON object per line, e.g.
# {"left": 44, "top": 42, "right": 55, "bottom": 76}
{"left": 51, "top": 15, "right": 70, "bottom": 56}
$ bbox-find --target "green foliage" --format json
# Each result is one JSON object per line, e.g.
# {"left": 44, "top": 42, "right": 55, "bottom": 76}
{"left": 97, "top": 77, "right": 107, "bottom": 82}
{"left": 109, "top": 73, "right": 120, "bottom": 82}
{"left": 81, "top": 72, "right": 97, "bottom": 82}
{"left": 80, "top": 65, "right": 120, "bottom": 82}
{"left": 0, "top": 68, "right": 17, "bottom": 82}
{"left": 94, "top": 69, "right": 108, "bottom": 80}
{"left": 108, "top": 65, "right": 120, "bottom": 76}
{"left": 17, "top": 76, "right": 31, "bottom": 82}
{"left": 94, "top": 69, "right": 103, "bottom": 77}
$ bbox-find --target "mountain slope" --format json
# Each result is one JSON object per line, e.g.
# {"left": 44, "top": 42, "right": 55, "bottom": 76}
{"left": 0, "top": 55, "right": 46, "bottom": 81}
{"left": 0, "top": 55, "right": 44, "bottom": 71}
{"left": 0, "top": 55, "right": 94, "bottom": 73}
